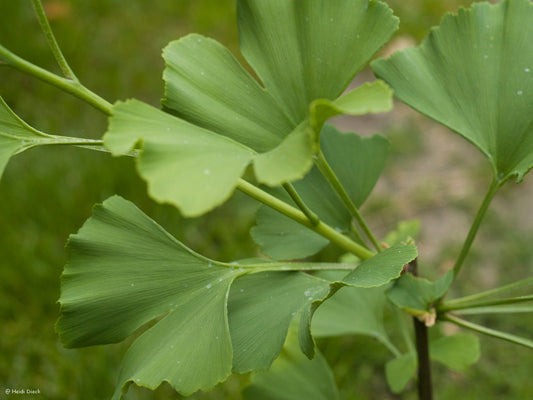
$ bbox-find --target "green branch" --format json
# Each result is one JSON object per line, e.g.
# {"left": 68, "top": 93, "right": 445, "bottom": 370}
{"left": 315, "top": 150, "right": 383, "bottom": 252}
{"left": 31, "top": 0, "right": 78, "bottom": 81}
{"left": 237, "top": 179, "right": 375, "bottom": 260}
{"left": 0, "top": 44, "right": 112, "bottom": 115}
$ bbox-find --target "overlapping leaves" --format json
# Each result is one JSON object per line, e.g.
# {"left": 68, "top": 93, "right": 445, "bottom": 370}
{"left": 104, "top": 0, "right": 398, "bottom": 217}
{"left": 252, "top": 124, "right": 389, "bottom": 259}
{"left": 57, "top": 195, "right": 417, "bottom": 399}
{"left": 243, "top": 327, "right": 339, "bottom": 400}
{"left": 372, "top": 0, "right": 533, "bottom": 183}
{"left": 386, "top": 333, "right": 480, "bottom": 393}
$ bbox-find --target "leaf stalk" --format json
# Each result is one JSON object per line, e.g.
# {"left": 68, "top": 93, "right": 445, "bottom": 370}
{"left": 439, "top": 295, "right": 533, "bottom": 313}
{"left": 451, "top": 178, "right": 499, "bottom": 280}
{"left": 315, "top": 150, "right": 383, "bottom": 252}
{"left": 442, "top": 314, "right": 533, "bottom": 350}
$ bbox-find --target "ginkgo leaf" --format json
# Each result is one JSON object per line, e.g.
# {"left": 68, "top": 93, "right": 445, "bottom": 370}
{"left": 385, "top": 333, "right": 480, "bottom": 393}
{"left": 230, "top": 247, "right": 415, "bottom": 371}
{"left": 162, "top": 34, "right": 293, "bottom": 153}
{"left": 104, "top": 100, "right": 255, "bottom": 217}
{"left": 57, "top": 197, "right": 417, "bottom": 398}
{"left": 310, "top": 81, "right": 394, "bottom": 132}
{"left": 387, "top": 271, "right": 453, "bottom": 321}
{"left": 311, "top": 271, "right": 396, "bottom": 351}
{"left": 56, "top": 196, "right": 243, "bottom": 397}
{"left": 140, "top": 0, "right": 397, "bottom": 217}
{"left": 299, "top": 245, "right": 418, "bottom": 358}
{"left": 430, "top": 333, "right": 480, "bottom": 371}
{"left": 320, "top": 125, "right": 390, "bottom": 208}
{"left": 0, "top": 97, "right": 55, "bottom": 179}
{"left": 251, "top": 125, "right": 389, "bottom": 260}
{"left": 383, "top": 220, "right": 421, "bottom": 247}
{"left": 385, "top": 353, "right": 417, "bottom": 394}
{"left": 372, "top": 0, "right": 533, "bottom": 183}
{"left": 238, "top": 0, "right": 398, "bottom": 123}
{"left": 228, "top": 271, "right": 330, "bottom": 373}
{"left": 243, "top": 327, "right": 340, "bottom": 400}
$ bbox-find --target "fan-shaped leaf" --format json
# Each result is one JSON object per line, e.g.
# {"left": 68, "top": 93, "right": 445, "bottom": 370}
{"left": 299, "top": 245, "right": 418, "bottom": 357}
{"left": 104, "top": 100, "right": 255, "bottom": 217}
{"left": 430, "top": 333, "right": 480, "bottom": 371}
{"left": 312, "top": 271, "right": 394, "bottom": 347}
{"left": 387, "top": 271, "right": 453, "bottom": 321}
{"left": 58, "top": 195, "right": 408, "bottom": 398}
{"left": 385, "top": 353, "right": 417, "bottom": 394}
{"left": 310, "top": 81, "right": 394, "bottom": 131}
{"left": 228, "top": 271, "right": 330, "bottom": 373}
{"left": 373, "top": 0, "right": 533, "bottom": 182}
{"left": 162, "top": 34, "right": 293, "bottom": 153}
{"left": 56, "top": 196, "right": 243, "bottom": 397}
{"left": 238, "top": 0, "right": 398, "bottom": 123}
{"left": 385, "top": 333, "right": 480, "bottom": 393}
{"left": 243, "top": 328, "right": 339, "bottom": 400}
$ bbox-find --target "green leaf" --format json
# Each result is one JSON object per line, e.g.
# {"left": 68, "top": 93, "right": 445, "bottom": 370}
{"left": 384, "top": 333, "right": 480, "bottom": 393}
{"left": 310, "top": 81, "right": 394, "bottom": 131}
{"left": 57, "top": 196, "right": 356, "bottom": 398}
{"left": 342, "top": 244, "right": 418, "bottom": 288}
{"left": 251, "top": 164, "right": 349, "bottom": 260}
{"left": 56, "top": 196, "right": 242, "bottom": 397}
{"left": 383, "top": 219, "right": 421, "bottom": 247}
{"left": 251, "top": 125, "right": 388, "bottom": 260}
{"left": 372, "top": 0, "right": 533, "bottom": 183}
{"left": 228, "top": 271, "right": 330, "bottom": 373}
{"left": 320, "top": 125, "right": 390, "bottom": 208}
{"left": 104, "top": 100, "right": 255, "bottom": 217}
{"left": 387, "top": 271, "right": 453, "bottom": 322}
{"left": 251, "top": 203, "right": 330, "bottom": 260}
{"left": 385, "top": 353, "right": 417, "bottom": 394}
{"left": 162, "top": 34, "right": 293, "bottom": 153}
{"left": 238, "top": 0, "right": 398, "bottom": 123}
{"left": 253, "top": 122, "right": 317, "bottom": 186}
{"left": 430, "top": 333, "right": 480, "bottom": 371}
{"left": 299, "top": 244, "right": 417, "bottom": 358}
{"left": 0, "top": 97, "right": 54, "bottom": 178}
{"left": 243, "top": 328, "right": 339, "bottom": 400}
{"left": 311, "top": 271, "right": 396, "bottom": 350}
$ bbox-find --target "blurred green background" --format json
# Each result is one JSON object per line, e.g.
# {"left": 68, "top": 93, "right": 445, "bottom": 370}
{"left": 0, "top": 0, "right": 531, "bottom": 399}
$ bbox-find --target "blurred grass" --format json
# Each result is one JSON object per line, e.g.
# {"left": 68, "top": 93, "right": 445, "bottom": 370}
{"left": 0, "top": 0, "right": 531, "bottom": 399}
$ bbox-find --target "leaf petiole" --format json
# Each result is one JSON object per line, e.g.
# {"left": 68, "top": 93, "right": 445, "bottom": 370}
{"left": 451, "top": 178, "right": 500, "bottom": 280}
{"left": 438, "top": 295, "right": 533, "bottom": 313}
{"left": 315, "top": 150, "right": 383, "bottom": 252}
{"left": 443, "top": 276, "right": 533, "bottom": 306}
{"left": 442, "top": 313, "right": 533, "bottom": 350}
